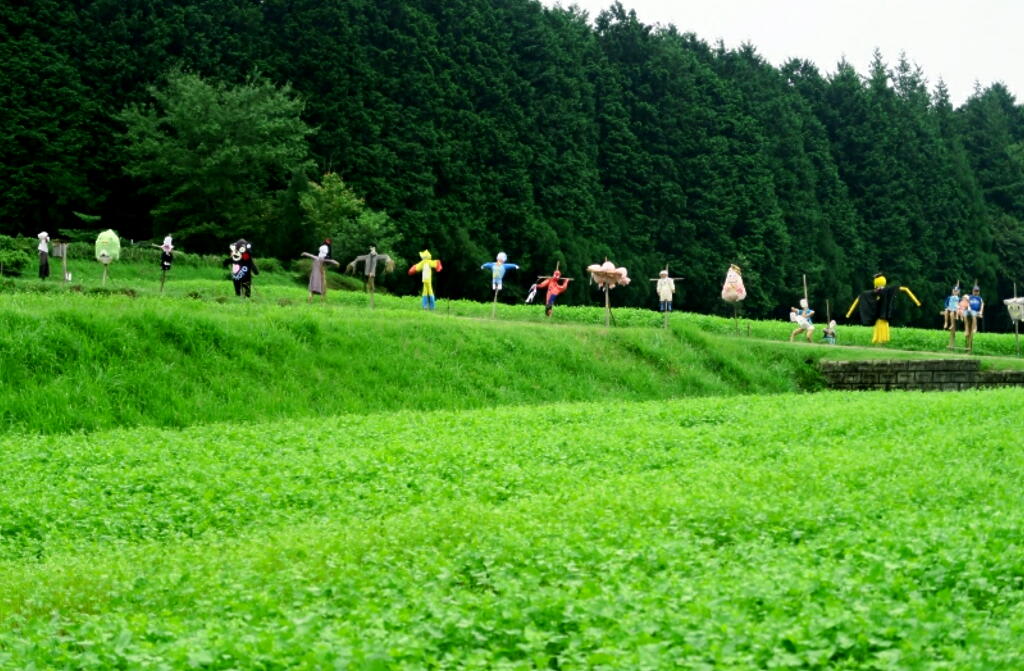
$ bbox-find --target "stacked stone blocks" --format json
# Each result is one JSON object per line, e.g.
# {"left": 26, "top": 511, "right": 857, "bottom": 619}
{"left": 819, "top": 359, "right": 1024, "bottom": 391}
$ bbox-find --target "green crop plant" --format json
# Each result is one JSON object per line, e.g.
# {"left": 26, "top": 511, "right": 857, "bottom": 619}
{"left": 1, "top": 391, "right": 1022, "bottom": 668}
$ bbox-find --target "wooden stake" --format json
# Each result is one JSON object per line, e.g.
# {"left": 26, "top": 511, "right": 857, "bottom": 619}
{"left": 491, "top": 288, "right": 499, "bottom": 319}
{"left": 1015, "top": 282, "right": 1021, "bottom": 358}
{"left": 604, "top": 286, "right": 611, "bottom": 327}
{"left": 102, "top": 263, "right": 108, "bottom": 286}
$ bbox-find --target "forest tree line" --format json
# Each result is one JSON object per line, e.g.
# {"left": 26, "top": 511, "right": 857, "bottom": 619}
{"left": 2, "top": 0, "right": 1023, "bottom": 327}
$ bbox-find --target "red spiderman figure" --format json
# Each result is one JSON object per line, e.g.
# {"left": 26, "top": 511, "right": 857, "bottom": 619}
{"left": 533, "top": 267, "right": 573, "bottom": 317}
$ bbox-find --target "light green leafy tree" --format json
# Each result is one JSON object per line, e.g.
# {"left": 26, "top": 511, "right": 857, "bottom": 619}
{"left": 118, "top": 70, "right": 314, "bottom": 253}
{"left": 299, "top": 172, "right": 399, "bottom": 264}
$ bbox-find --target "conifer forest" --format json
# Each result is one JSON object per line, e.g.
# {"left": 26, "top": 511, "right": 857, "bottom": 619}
{"left": 3, "top": 0, "right": 1023, "bottom": 325}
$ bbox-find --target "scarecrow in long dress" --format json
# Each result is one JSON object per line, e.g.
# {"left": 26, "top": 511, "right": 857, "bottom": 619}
{"left": 587, "top": 259, "right": 630, "bottom": 327}
{"left": 408, "top": 249, "right": 442, "bottom": 310}
{"left": 301, "top": 241, "right": 340, "bottom": 303}
{"left": 845, "top": 273, "right": 921, "bottom": 344}
{"left": 94, "top": 229, "right": 121, "bottom": 285}
{"left": 37, "top": 232, "right": 50, "bottom": 279}
{"left": 481, "top": 252, "right": 519, "bottom": 317}
{"left": 721, "top": 264, "right": 746, "bottom": 303}
{"left": 721, "top": 264, "right": 746, "bottom": 330}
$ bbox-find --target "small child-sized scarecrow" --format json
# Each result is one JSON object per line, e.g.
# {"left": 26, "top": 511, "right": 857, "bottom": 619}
{"left": 963, "top": 283, "right": 985, "bottom": 353}
{"left": 95, "top": 229, "right": 121, "bottom": 285}
{"left": 301, "top": 242, "right": 340, "bottom": 303}
{"left": 789, "top": 298, "right": 815, "bottom": 342}
{"left": 941, "top": 283, "right": 961, "bottom": 330}
{"left": 822, "top": 320, "right": 838, "bottom": 344}
{"left": 408, "top": 249, "right": 442, "bottom": 310}
{"left": 845, "top": 273, "right": 921, "bottom": 344}
{"left": 226, "top": 239, "right": 259, "bottom": 298}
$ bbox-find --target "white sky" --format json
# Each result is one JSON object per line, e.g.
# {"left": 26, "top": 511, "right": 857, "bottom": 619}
{"left": 541, "top": 0, "right": 1022, "bottom": 106}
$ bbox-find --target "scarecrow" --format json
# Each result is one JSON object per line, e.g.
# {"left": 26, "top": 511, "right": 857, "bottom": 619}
{"left": 481, "top": 252, "right": 519, "bottom": 317}
{"left": 941, "top": 283, "right": 961, "bottom": 330}
{"left": 1005, "top": 287, "right": 1023, "bottom": 357}
{"left": 94, "top": 229, "right": 121, "bottom": 285}
{"left": 226, "top": 239, "right": 258, "bottom": 298}
{"left": 346, "top": 245, "right": 395, "bottom": 308}
{"left": 151, "top": 235, "right": 174, "bottom": 292}
{"left": 822, "top": 320, "right": 838, "bottom": 344}
{"left": 587, "top": 259, "right": 630, "bottom": 327}
{"left": 651, "top": 268, "right": 684, "bottom": 313}
{"left": 408, "top": 249, "right": 442, "bottom": 310}
{"left": 301, "top": 242, "right": 340, "bottom": 303}
{"left": 481, "top": 252, "right": 519, "bottom": 292}
{"left": 533, "top": 264, "right": 573, "bottom": 317}
{"left": 721, "top": 264, "right": 747, "bottom": 331}
{"left": 789, "top": 298, "right": 815, "bottom": 343}
{"left": 963, "top": 283, "right": 985, "bottom": 353}
{"left": 37, "top": 232, "right": 50, "bottom": 279}
{"left": 845, "top": 273, "right": 921, "bottom": 344}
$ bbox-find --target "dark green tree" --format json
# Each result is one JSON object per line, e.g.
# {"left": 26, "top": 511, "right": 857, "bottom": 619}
{"left": 118, "top": 70, "right": 315, "bottom": 252}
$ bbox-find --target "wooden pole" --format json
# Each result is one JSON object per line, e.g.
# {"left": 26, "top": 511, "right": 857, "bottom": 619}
{"left": 604, "top": 287, "right": 611, "bottom": 327}
{"left": 320, "top": 263, "right": 327, "bottom": 303}
{"left": 491, "top": 288, "right": 499, "bottom": 319}
{"left": 61, "top": 245, "right": 68, "bottom": 283}
{"left": 948, "top": 310, "right": 957, "bottom": 350}
{"left": 802, "top": 273, "right": 808, "bottom": 303}
{"left": 102, "top": 263, "right": 108, "bottom": 286}
{"left": 160, "top": 269, "right": 167, "bottom": 293}
{"left": 1015, "top": 282, "right": 1021, "bottom": 358}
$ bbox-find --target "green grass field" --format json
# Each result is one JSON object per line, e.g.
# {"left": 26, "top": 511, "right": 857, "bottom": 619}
{"left": 2, "top": 261, "right": 1023, "bottom": 669}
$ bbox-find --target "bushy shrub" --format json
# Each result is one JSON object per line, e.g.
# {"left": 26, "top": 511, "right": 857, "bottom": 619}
{"left": 0, "top": 235, "right": 33, "bottom": 276}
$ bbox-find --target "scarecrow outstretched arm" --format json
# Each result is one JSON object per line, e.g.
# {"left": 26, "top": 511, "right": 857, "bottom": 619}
{"left": 382, "top": 256, "right": 395, "bottom": 274}
{"left": 845, "top": 297, "right": 860, "bottom": 319}
{"left": 900, "top": 286, "right": 922, "bottom": 307}
{"left": 407, "top": 262, "right": 421, "bottom": 276}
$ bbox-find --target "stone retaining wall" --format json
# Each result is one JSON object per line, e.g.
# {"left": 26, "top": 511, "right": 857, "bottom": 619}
{"left": 819, "top": 359, "right": 1024, "bottom": 391}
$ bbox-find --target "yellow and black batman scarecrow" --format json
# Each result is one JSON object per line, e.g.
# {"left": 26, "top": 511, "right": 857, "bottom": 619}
{"left": 845, "top": 273, "right": 921, "bottom": 344}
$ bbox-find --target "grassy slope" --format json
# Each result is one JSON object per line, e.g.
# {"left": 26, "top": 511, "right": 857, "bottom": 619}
{"left": 1, "top": 391, "right": 1022, "bottom": 668}
{"left": 0, "top": 293, "right": 826, "bottom": 434}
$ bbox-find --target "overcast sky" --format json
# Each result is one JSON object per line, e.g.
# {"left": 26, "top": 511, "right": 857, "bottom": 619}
{"left": 540, "top": 0, "right": 1022, "bottom": 106}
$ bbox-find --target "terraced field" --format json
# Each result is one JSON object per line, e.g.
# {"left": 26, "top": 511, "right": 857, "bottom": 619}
{"left": 1, "top": 267, "right": 1022, "bottom": 669}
